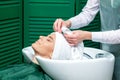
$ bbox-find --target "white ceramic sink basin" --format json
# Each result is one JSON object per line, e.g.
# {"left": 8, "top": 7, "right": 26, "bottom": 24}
{"left": 22, "top": 46, "right": 115, "bottom": 80}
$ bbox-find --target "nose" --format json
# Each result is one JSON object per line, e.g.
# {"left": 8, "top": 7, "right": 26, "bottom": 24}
{"left": 39, "top": 36, "right": 46, "bottom": 41}
{"left": 39, "top": 36, "right": 45, "bottom": 39}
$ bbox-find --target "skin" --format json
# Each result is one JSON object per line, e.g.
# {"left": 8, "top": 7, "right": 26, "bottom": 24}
{"left": 53, "top": 18, "right": 92, "bottom": 46}
{"left": 53, "top": 18, "right": 71, "bottom": 33}
{"left": 64, "top": 30, "right": 92, "bottom": 46}
{"left": 32, "top": 33, "right": 56, "bottom": 59}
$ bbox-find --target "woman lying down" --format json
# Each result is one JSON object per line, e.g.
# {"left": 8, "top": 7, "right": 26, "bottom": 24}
{"left": 32, "top": 32, "right": 84, "bottom": 63}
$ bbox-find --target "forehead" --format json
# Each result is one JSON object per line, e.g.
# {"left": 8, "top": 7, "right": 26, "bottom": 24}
{"left": 48, "top": 33, "right": 56, "bottom": 38}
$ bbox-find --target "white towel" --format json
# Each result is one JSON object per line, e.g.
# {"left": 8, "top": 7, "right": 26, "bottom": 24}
{"left": 52, "top": 32, "right": 84, "bottom": 60}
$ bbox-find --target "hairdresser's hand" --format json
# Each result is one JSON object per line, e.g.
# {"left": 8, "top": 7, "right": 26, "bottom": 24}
{"left": 53, "top": 18, "right": 71, "bottom": 33}
{"left": 64, "top": 30, "right": 92, "bottom": 46}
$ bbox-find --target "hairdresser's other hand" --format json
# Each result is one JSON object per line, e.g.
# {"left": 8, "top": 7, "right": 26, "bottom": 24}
{"left": 53, "top": 18, "right": 71, "bottom": 33}
{"left": 64, "top": 30, "right": 92, "bottom": 46}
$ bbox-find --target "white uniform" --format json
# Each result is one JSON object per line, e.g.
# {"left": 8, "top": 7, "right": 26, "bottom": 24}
{"left": 69, "top": 0, "right": 120, "bottom": 44}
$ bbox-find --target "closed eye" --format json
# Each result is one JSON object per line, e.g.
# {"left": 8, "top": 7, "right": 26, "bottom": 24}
{"left": 49, "top": 35, "right": 53, "bottom": 40}
{"left": 47, "top": 35, "right": 53, "bottom": 41}
{"left": 46, "top": 37, "right": 52, "bottom": 42}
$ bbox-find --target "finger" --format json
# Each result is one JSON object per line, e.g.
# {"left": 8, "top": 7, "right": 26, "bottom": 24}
{"left": 62, "top": 21, "right": 66, "bottom": 27}
{"left": 69, "top": 41, "right": 78, "bottom": 46}
{"left": 64, "top": 36, "right": 76, "bottom": 42}
{"left": 53, "top": 19, "right": 59, "bottom": 31}
{"left": 64, "top": 34, "right": 75, "bottom": 39}
{"left": 67, "top": 39, "right": 76, "bottom": 44}
{"left": 57, "top": 19, "right": 63, "bottom": 33}
{"left": 69, "top": 44, "right": 76, "bottom": 46}
{"left": 67, "top": 40, "right": 76, "bottom": 46}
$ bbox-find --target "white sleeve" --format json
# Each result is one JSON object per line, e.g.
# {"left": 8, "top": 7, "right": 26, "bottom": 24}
{"left": 92, "top": 29, "right": 120, "bottom": 44}
{"left": 69, "top": 0, "right": 100, "bottom": 29}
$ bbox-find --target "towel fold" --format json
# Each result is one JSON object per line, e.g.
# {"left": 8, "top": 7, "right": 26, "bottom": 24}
{"left": 52, "top": 32, "right": 84, "bottom": 60}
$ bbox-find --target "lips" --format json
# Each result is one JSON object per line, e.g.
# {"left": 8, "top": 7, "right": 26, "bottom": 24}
{"left": 36, "top": 39, "right": 41, "bottom": 45}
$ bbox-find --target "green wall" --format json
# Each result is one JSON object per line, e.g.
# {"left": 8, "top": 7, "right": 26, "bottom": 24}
{"left": 0, "top": 0, "right": 22, "bottom": 68}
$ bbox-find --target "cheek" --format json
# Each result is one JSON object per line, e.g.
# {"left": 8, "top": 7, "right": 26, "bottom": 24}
{"left": 44, "top": 43, "right": 54, "bottom": 51}
{"left": 40, "top": 43, "right": 54, "bottom": 53}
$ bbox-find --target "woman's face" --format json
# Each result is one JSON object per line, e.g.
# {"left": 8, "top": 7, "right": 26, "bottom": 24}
{"left": 32, "top": 33, "right": 56, "bottom": 59}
